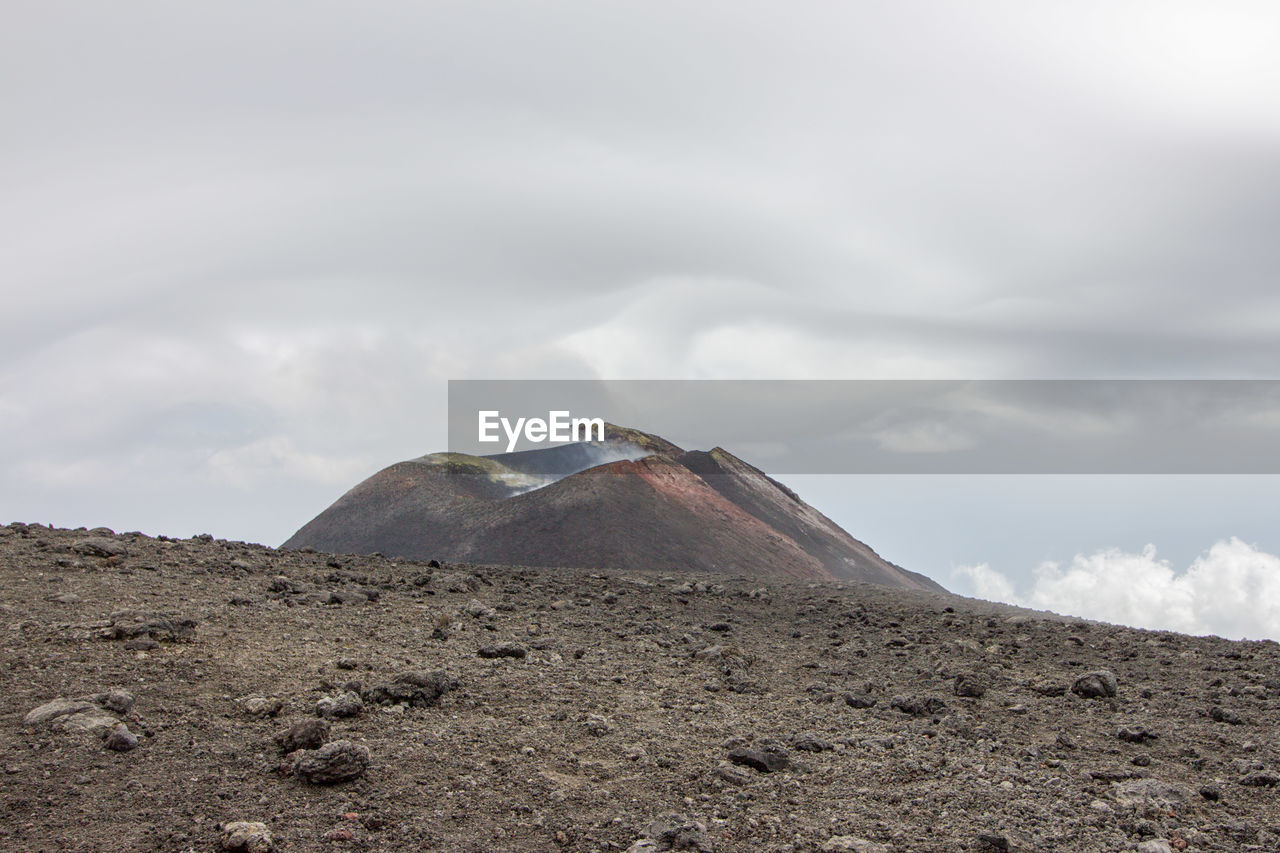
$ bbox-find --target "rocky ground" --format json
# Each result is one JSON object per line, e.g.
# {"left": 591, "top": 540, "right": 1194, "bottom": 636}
{"left": 1, "top": 522, "right": 1278, "bottom": 852}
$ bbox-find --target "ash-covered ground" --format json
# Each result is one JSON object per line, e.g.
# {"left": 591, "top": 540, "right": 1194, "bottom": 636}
{"left": 2, "top": 522, "right": 1278, "bottom": 852}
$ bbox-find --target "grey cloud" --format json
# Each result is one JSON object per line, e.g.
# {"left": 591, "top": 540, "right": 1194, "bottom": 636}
{"left": 3, "top": 1, "right": 1280, "bottom": 546}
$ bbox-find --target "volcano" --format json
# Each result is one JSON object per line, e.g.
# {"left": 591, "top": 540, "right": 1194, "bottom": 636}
{"left": 282, "top": 426, "right": 942, "bottom": 591}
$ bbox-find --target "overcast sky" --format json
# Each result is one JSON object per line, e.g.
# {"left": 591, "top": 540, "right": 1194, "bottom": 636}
{"left": 4, "top": 2, "right": 1280, "bottom": 637}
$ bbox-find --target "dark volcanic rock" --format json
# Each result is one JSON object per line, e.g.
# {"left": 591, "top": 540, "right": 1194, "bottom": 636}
{"left": 789, "top": 732, "right": 834, "bottom": 753}
{"left": 102, "top": 611, "right": 197, "bottom": 643}
{"left": 953, "top": 673, "right": 987, "bottom": 698}
{"left": 1210, "top": 706, "right": 1245, "bottom": 725}
{"left": 1118, "top": 726, "right": 1159, "bottom": 743}
{"left": 104, "top": 724, "right": 138, "bottom": 752}
{"left": 275, "top": 719, "right": 330, "bottom": 753}
{"left": 728, "top": 743, "right": 790, "bottom": 773}
{"left": 1071, "top": 670, "right": 1118, "bottom": 699}
{"left": 316, "top": 691, "right": 363, "bottom": 719}
{"left": 73, "top": 537, "right": 127, "bottom": 558}
{"left": 642, "top": 812, "right": 714, "bottom": 852}
{"left": 890, "top": 694, "right": 947, "bottom": 716}
{"left": 291, "top": 740, "right": 370, "bottom": 784}
{"left": 363, "top": 670, "right": 454, "bottom": 707}
{"left": 843, "top": 691, "right": 878, "bottom": 709}
{"left": 478, "top": 643, "right": 527, "bottom": 659}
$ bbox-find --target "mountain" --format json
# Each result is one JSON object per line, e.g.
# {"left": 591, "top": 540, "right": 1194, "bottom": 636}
{"left": 282, "top": 425, "right": 942, "bottom": 591}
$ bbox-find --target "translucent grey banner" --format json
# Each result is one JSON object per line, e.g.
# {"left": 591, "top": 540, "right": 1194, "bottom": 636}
{"left": 447, "top": 379, "right": 1280, "bottom": 474}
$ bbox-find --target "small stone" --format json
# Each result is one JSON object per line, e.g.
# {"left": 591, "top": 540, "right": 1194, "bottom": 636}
{"left": 477, "top": 643, "right": 527, "bottom": 659}
{"left": 73, "top": 537, "right": 127, "bottom": 558}
{"left": 292, "top": 740, "right": 370, "bottom": 784}
{"left": 843, "top": 691, "right": 877, "bottom": 709}
{"left": 104, "top": 724, "right": 139, "bottom": 752}
{"left": 275, "top": 719, "right": 330, "bottom": 753}
{"left": 714, "top": 762, "right": 753, "bottom": 786}
{"left": 1118, "top": 726, "right": 1159, "bottom": 743}
{"left": 1071, "top": 670, "right": 1117, "bottom": 699}
{"left": 728, "top": 743, "right": 790, "bottom": 773}
{"left": 1198, "top": 784, "right": 1221, "bottom": 801}
{"left": 789, "top": 732, "right": 834, "bottom": 752}
{"left": 363, "top": 670, "right": 454, "bottom": 708}
{"left": 693, "top": 645, "right": 724, "bottom": 661}
{"left": 1210, "top": 706, "right": 1244, "bottom": 725}
{"left": 644, "top": 813, "right": 713, "bottom": 852}
{"left": 1240, "top": 771, "right": 1279, "bottom": 787}
{"left": 584, "top": 715, "right": 612, "bottom": 737}
{"left": 220, "top": 820, "right": 274, "bottom": 852}
{"left": 890, "top": 694, "right": 946, "bottom": 716}
{"left": 104, "top": 611, "right": 197, "bottom": 643}
{"left": 821, "top": 837, "right": 890, "bottom": 853}
{"left": 24, "top": 698, "right": 96, "bottom": 727}
{"left": 240, "top": 696, "right": 284, "bottom": 718}
{"left": 316, "top": 691, "right": 363, "bottom": 719}
{"left": 1136, "top": 841, "right": 1173, "bottom": 853}
{"left": 465, "top": 599, "right": 495, "bottom": 618}
{"left": 97, "top": 689, "right": 136, "bottom": 714}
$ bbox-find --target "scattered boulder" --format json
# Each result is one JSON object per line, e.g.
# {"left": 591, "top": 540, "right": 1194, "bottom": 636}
{"left": 1118, "top": 726, "right": 1159, "bottom": 743}
{"left": 104, "top": 724, "right": 139, "bottom": 752}
{"left": 584, "top": 714, "right": 613, "bottom": 737}
{"left": 1210, "top": 706, "right": 1245, "bottom": 725}
{"left": 465, "top": 598, "right": 495, "bottom": 618}
{"left": 890, "top": 694, "right": 946, "bottom": 716}
{"left": 94, "top": 689, "right": 135, "bottom": 714}
{"left": 789, "top": 732, "right": 834, "bottom": 752}
{"left": 73, "top": 538, "right": 127, "bottom": 558}
{"left": 713, "top": 762, "right": 753, "bottom": 786}
{"left": 220, "top": 820, "right": 274, "bottom": 853}
{"left": 843, "top": 691, "right": 877, "bottom": 709}
{"left": 291, "top": 740, "right": 370, "bottom": 784}
{"left": 24, "top": 698, "right": 96, "bottom": 728}
{"left": 102, "top": 611, "right": 196, "bottom": 643}
{"left": 693, "top": 645, "right": 725, "bottom": 661}
{"left": 821, "top": 837, "right": 889, "bottom": 853}
{"left": 363, "top": 670, "right": 454, "bottom": 708}
{"left": 728, "top": 743, "right": 790, "bottom": 774}
{"left": 953, "top": 673, "right": 987, "bottom": 698}
{"left": 1239, "top": 771, "right": 1279, "bottom": 787}
{"left": 641, "top": 812, "right": 714, "bottom": 852}
{"left": 316, "top": 691, "right": 363, "bottom": 719}
{"left": 1113, "top": 778, "right": 1195, "bottom": 812}
{"left": 239, "top": 696, "right": 284, "bottom": 719}
{"left": 24, "top": 693, "right": 139, "bottom": 750}
{"left": 275, "top": 719, "right": 330, "bottom": 753}
{"left": 478, "top": 643, "right": 527, "bottom": 659}
{"left": 1071, "top": 670, "right": 1117, "bottom": 699}
{"left": 1136, "top": 841, "right": 1173, "bottom": 853}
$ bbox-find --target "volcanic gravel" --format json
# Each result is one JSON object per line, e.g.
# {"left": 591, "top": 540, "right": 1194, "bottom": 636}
{"left": 2, "top": 522, "right": 1278, "bottom": 852}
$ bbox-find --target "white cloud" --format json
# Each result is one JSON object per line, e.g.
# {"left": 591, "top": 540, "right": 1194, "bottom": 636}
{"left": 952, "top": 538, "right": 1280, "bottom": 640}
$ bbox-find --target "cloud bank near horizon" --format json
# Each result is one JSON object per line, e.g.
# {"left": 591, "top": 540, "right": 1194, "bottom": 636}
{"left": 953, "top": 538, "right": 1280, "bottom": 641}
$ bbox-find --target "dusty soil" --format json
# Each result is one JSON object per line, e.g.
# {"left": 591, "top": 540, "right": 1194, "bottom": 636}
{"left": 2, "top": 522, "right": 1278, "bottom": 852}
